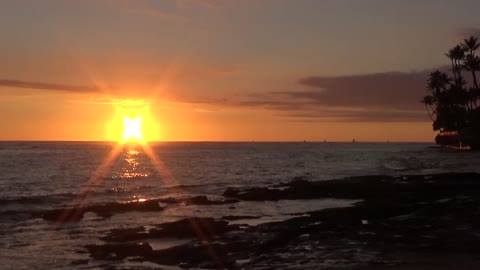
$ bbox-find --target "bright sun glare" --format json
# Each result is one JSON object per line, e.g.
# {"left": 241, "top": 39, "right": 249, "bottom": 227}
{"left": 123, "top": 116, "right": 143, "bottom": 142}
{"left": 108, "top": 103, "right": 159, "bottom": 144}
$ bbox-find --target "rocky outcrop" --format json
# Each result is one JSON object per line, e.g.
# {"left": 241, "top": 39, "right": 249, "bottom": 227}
{"left": 41, "top": 199, "right": 164, "bottom": 222}
{"left": 39, "top": 195, "right": 238, "bottom": 222}
{"left": 101, "top": 217, "right": 236, "bottom": 242}
{"left": 81, "top": 173, "right": 480, "bottom": 269}
{"left": 85, "top": 242, "right": 153, "bottom": 260}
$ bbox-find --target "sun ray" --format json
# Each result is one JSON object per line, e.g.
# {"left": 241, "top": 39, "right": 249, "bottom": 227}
{"left": 139, "top": 143, "right": 227, "bottom": 268}
{"left": 56, "top": 141, "right": 227, "bottom": 267}
{"left": 55, "top": 143, "right": 123, "bottom": 224}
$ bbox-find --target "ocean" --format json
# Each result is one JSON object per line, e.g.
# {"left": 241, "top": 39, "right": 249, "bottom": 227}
{"left": 1, "top": 142, "right": 479, "bottom": 269}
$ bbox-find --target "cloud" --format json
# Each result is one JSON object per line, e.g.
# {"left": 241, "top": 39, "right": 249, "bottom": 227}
{"left": 70, "top": 97, "right": 151, "bottom": 106}
{"left": 280, "top": 108, "right": 429, "bottom": 122}
{"left": 232, "top": 98, "right": 429, "bottom": 122}
{"left": 100, "top": 0, "right": 182, "bottom": 22}
{"left": 0, "top": 79, "right": 99, "bottom": 93}
{"left": 129, "top": 5, "right": 182, "bottom": 22}
{"left": 176, "top": 0, "right": 232, "bottom": 9}
{"left": 292, "top": 71, "right": 428, "bottom": 110}
{"left": 217, "top": 70, "right": 432, "bottom": 122}
{"left": 0, "top": 69, "right": 433, "bottom": 123}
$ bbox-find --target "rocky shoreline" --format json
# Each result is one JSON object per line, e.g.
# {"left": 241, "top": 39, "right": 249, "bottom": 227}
{"left": 75, "top": 173, "right": 480, "bottom": 269}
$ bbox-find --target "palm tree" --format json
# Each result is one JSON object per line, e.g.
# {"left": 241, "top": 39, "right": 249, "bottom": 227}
{"left": 422, "top": 95, "right": 435, "bottom": 121}
{"left": 424, "top": 36, "right": 480, "bottom": 148}
{"left": 427, "top": 70, "right": 450, "bottom": 94}
{"left": 446, "top": 48, "right": 458, "bottom": 81}
{"left": 452, "top": 45, "right": 466, "bottom": 82}
{"left": 462, "top": 36, "right": 480, "bottom": 55}
{"left": 462, "top": 36, "right": 480, "bottom": 89}
{"left": 463, "top": 54, "right": 480, "bottom": 88}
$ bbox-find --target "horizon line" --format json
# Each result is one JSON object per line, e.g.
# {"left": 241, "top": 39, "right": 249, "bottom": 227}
{"left": 0, "top": 140, "right": 434, "bottom": 143}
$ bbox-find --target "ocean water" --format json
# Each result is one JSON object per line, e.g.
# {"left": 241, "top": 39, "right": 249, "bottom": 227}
{"left": 1, "top": 142, "right": 479, "bottom": 269}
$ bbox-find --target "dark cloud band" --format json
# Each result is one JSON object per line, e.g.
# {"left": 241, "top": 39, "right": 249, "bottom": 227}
{"left": 0, "top": 79, "right": 98, "bottom": 93}
{"left": 293, "top": 71, "right": 428, "bottom": 110}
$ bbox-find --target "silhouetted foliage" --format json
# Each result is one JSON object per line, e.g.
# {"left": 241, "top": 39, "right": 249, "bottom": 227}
{"left": 423, "top": 36, "right": 480, "bottom": 148}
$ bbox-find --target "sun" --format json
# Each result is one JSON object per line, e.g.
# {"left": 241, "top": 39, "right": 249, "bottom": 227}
{"left": 108, "top": 103, "right": 160, "bottom": 144}
{"left": 123, "top": 116, "right": 143, "bottom": 142}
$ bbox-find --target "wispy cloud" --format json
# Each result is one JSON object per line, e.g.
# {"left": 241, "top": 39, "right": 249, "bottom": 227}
{"left": 176, "top": 0, "right": 232, "bottom": 9}
{"left": 100, "top": 0, "right": 183, "bottom": 22}
{"left": 0, "top": 79, "right": 99, "bottom": 93}
{"left": 0, "top": 69, "right": 433, "bottom": 122}
{"left": 279, "top": 108, "right": 428, "bottom": 122}
{"left": 194, "top": 70, "right": 432, "bottom": 122}
{"left": 292, "top": 71, "right": 428, "bottom": 110}
{"left": 128, "top": 4, "right": 183, "bottom": 22}
{"left": 107, "top": 0, "right": 234, "bottom": 22}
{"left": 70, "top": 97, "right": 151, "bottom": 106}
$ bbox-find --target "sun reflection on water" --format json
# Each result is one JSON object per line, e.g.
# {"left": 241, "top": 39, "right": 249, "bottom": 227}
{"left": 57, "top": 140, "right": 226, "bottom": 268}
{"left": 119, "top": 144, "right": 149, "bottom": 179}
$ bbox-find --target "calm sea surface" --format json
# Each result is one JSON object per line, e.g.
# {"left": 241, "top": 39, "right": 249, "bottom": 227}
{"left": 1, "top": 142, "right": 479, "bottom": 269}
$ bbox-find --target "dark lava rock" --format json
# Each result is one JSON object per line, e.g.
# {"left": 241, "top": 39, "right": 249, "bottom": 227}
{"left": 148, "top": 241, "right": 250, "bottom": 268}
{"left": 182, "top": 195, "right": 239, "bottom": 205}
{"left": 102, "top": 217, "right": 235, "bottom": 242}
{"left": 41, "top": 207, "right": 86, "bottom": 222}
{"left": 89, "top": 200, "right": 163, "bottom": 217}
{"left": 88, "top": 173, "right": 480, "bottom": 269}
{"left": 41, "top": 199, "right": 164, "bottom": 222}
{"left": 41, "top": 195, "right": 237, "bottom": 222}
{"left": 85, "top": 242, "right": 153, "bottom": 260}
{"left": 223, "top": 173, "right": 480, "bottom": 202}
{"left": 222, "top": 215, "right": 260, "bottom": 220}
{"left": 157, "top": 195, "right": 238, "bottom": 205}
{"left": 223, "top": 187, "right": 284, "bottom": 201}
{"left": 153, "top": 217, "right": 231, "bottom": 238}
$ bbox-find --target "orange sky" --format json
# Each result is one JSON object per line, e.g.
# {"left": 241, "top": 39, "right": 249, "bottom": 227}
{"left": 2, "top": 1, "right": 478, "bottom": 142}
{"left": 0, "top": 92, "right": 434, "bottom": 142}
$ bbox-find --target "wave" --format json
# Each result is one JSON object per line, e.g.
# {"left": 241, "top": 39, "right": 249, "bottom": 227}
{"left": 378, "top": 155, "right": 430, "bottom": 173}
{"left": 0, "top": 192, "right": 75, "bottom": 206}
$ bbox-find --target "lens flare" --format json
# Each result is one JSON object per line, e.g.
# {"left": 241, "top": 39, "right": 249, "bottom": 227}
{"left": 107, "top": 103, "right": 159, "bottom": 144}
{"left": 123, "top": 116, "right": 143, "bottom": 142}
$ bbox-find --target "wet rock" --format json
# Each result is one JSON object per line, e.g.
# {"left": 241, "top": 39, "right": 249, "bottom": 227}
{"left": 223, "top": 187, "right": 283, "bottom": 201}
{"left": 223, "top": 173, "right": 480, "bottom": 202}
{"left": 41, "top": 199, "right": 164, "bottom": 222}
{"left": 148, "top": 241, "right": 249, "bottom": 268}
{"left": 88, "top": 200, "right": 163, "bottom": 218}
{"left": 182, "top": 195, "right": 239, "bottom": 205}
{"left": 89, "top": 173, "right": 480, "bottom": 269}
{"left": 70, "top": 259, "right": 89, "bottom": 265}
{"left": 85, "top": 242, "right": 153, "bottom": 260}
{"left": 101, "top": 226, "right": 149, "bottom": 242}
{"left": 102, "top": 217, "right": 234, "bottom": 242}
{"left": 222, "top": 215, "right": 260, "bottom": 220}
{"left": 153, "top": 217, "right": 231, "bottom": 238}
{"left": 40, "top": 195, "right": 238, "bottom": 222}
{"left": 41, "top": 207, "right": 86, "bottom": 222}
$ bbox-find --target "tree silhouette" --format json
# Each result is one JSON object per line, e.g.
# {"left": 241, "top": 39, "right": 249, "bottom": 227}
{"left": 424, "top": 36, "right": 480, "bottom": 148}
{"left": 462, "top": 36, "right": 480, "bottom": 89}
{"left": 445, "top": 45, "right": 466, "bottom": 82}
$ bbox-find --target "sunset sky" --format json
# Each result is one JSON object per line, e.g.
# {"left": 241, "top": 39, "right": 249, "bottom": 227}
{"left": 1, "top": 0, "right": 480, "bottom": 141}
